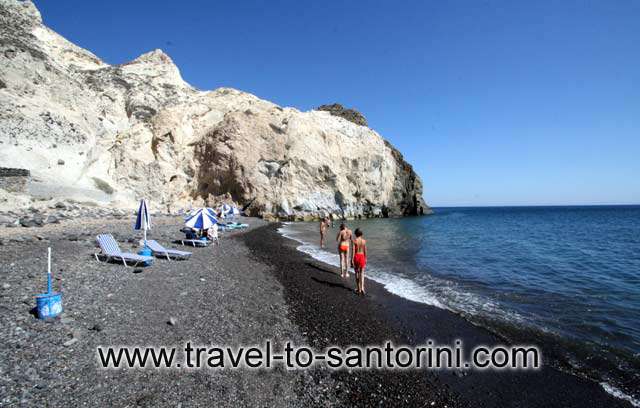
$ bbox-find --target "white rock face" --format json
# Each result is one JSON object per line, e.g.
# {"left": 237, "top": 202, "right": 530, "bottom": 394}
{"left": 0, "top": 0, "right": 429, "bottom": 218}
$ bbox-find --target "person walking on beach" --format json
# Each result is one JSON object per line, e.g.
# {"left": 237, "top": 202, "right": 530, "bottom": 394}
{"left": 352, "top": 228, "right": 367, "bottom": 295}
{"left": 336, "top": 223, "right": 351, "bottom": 278}
{"left": 345, "top": 224, "right": 353, "bottom": 269}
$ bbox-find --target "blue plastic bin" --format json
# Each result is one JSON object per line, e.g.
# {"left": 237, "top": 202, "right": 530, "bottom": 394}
{"left": 36, "top": 292, "right": 63, "bottom": 319}
{"left": 138, "top": 246, "right": 153, "bottom": 266}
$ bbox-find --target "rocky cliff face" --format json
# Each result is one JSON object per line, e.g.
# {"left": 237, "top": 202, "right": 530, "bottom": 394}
{"left": 0, "top": 0, "right": 429, "bottom": 219}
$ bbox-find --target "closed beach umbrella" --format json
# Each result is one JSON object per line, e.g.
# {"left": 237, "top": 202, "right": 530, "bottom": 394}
{"left": 135, "top": 198, "right": 151, "bottom": 245}
{"left": 185, "top": 208, "right": 217, "bottom": 230}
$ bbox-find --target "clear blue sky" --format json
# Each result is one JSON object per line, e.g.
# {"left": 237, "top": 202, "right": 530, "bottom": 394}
{"left": 33, "top": 0, "right": 640, "bottom": 206}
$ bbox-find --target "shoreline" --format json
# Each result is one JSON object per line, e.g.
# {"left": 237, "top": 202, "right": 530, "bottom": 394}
{"left": 246, "top": 223, "right": 633, "bottom": 407}
{"left": 0, "top": 217, "right": 634, "bottom": 407}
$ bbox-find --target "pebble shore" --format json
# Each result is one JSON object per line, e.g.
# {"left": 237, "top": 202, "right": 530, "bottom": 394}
{"left": 0, "top": 216, "right": 337, "bottom": 407}
{"left": 1, "top": 216, "right": 632, "bottom": 407}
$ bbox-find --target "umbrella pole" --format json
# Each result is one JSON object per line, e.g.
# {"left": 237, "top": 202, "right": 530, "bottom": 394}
{"left": 47, "top": 247, "right": 52, "bottom": 294}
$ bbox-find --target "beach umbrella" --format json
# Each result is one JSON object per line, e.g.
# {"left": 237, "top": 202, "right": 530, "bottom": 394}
{"left": 185, "top": 208, "right": 217, "bottom": 230}
{"left": 221, "top": 204, "right": 232, "bottom": 215}
{"left": 204, "top": 207, "right": 219, "bottom": 220}
{"left": 184, "top": 207, "right": 200, "bottom": 218}
{"left": 134, "top": 198, "right": 151, "bottom": 245}
{"left": 184, "top": 206, "right": 210, "bottom": 220}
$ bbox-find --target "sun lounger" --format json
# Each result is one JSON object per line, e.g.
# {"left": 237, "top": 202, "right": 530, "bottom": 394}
{"left": 226, "top": 222, "right": 249, "bottom": 229}
{"left": 95, "top": 234, "right": 153, "bottom": 267}
{"left": 180, "top": 238, "right": 209, "bottom": 247}
{"left": 147, "top": 240, "right": 192, "bottom": 260}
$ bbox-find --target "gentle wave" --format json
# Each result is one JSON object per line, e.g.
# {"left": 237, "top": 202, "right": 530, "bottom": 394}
{"left": 279, "top": 223, "right": 444, "bottom": 308}
{"left": 600, "top": 383, "right": 640, "bottom": 407}
{"left": 278, "top": 223, "right": 527, "bottom": 323}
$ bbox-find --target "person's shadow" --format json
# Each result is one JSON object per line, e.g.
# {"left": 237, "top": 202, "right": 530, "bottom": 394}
{"left": 306, "top": 262, "right": 339, "bottom": 276}
{"left": 310, "top": 276, "right": 352, "bottom": 292}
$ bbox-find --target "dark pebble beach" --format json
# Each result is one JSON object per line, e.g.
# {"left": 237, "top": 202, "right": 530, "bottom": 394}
{"left": 0, "top": 218, "right": 633, "bottom": 407}
{"left": 244, "top": 223, "right": 634, "bottom": 408}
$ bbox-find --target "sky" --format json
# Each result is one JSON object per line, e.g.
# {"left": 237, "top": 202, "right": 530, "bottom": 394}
{"left": 33, "top": 0, "right": 640, "bottom": 206}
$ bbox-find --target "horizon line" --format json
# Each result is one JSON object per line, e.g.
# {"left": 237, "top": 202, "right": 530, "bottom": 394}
{"left": 430, "top": 203, "right": 640, "bottom": 208}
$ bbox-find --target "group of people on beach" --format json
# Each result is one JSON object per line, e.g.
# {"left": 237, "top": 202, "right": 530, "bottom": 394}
{"left": 184, "top": 221, "right": 220, "bottom": 244}
{"left": 320, "top": 217, "right": 367, "bottom": 295}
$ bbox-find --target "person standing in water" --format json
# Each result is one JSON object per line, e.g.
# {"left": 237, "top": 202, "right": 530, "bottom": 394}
{"left": 352, "top": 228, "right": 367, "bottom": 295}
{"left": 319, "top": 217, "right": 329, "bottom": 248}
{"left": 336, "top": 223, "right": 351, "bottom": 278}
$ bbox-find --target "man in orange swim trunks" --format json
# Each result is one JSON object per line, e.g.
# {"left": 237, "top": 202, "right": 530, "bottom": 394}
{"left": 352, "top": 228, "right": 367, "bottom": 295}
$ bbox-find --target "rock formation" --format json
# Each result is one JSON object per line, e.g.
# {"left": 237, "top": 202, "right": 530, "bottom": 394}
{"left": 316, "top": 103, "right": 368, "bottom": 127}
{"left": 0, "top": 0, "right": 430, "bottom": 220}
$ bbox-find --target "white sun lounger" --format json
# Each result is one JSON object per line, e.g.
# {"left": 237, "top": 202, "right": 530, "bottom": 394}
{"left": 95, "top": 234, "right": 153, "bottom": 267}
{"left": 147, "top": 240, "right": 192, "bottom": 260}
{"left": 180, "top": 238, "right": 208, "bottom": 247}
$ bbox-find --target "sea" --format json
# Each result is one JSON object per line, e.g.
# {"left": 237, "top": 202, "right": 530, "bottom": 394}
{"left": 279, "top": 205, "right": 640, "bottom": 406}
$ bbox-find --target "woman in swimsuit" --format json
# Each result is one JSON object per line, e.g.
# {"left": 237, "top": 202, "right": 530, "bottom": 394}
{"left": 352, "top": 228, "right": 367, "bottom": 295}
{"left": 336, "top": 223, "right": 351, "bottom": 278}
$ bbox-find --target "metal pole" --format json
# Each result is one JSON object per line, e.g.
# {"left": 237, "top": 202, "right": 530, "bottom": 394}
{"left": 47, "top": 247, "right": 52, "bottom": 294}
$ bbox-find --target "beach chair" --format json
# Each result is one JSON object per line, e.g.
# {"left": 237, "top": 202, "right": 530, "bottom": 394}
{"left": 147, "top": 240, "right": 192, "bottom": 260}
{"left": 225, "top": 222, "right": 248, "bottom": 230}
{"left": 180, "top": 238, "right": 209, "bottom": 247}
{"left": 95, "top": 234, "right": 153, "bottom": 267}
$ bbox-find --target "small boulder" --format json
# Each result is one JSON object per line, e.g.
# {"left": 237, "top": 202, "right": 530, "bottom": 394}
{"left": 45, "top": 215, "right": 59, "bottom": 224}
{"left": 19, "top": 217, "right": 36, "bottom": 228}
{"left": 63, "top": 338, "right": 78, "bottom": 347}
{"left": 0, "top": 215, "right": 14, "bottom": 225}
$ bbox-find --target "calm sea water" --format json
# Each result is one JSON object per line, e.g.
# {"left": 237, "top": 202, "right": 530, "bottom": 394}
{"left": 280, "top": 205, "right": 640, "bottom": 405}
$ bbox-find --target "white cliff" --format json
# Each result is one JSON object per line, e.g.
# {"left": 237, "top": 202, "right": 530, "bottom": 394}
{"left": 0, "top": 0, "right": 429, "bottom": 219}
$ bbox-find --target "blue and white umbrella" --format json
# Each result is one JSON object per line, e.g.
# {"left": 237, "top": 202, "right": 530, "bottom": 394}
{"left": 185, "top": 207, "right": 218, "bottom": 219}
{"left": 220, "top": 204, "right": 232, "bottom": 214}
{"left": 185, "top": 208, "right": 218, "bottom": 230}
{"left": 184, "top": 208, "right": 197, "bottom": 220}
{"left": 134, "top": 198, "right": 151, "bottom": 245}
{"left": 205, "top": 207, "right": 219, "bottom": 219}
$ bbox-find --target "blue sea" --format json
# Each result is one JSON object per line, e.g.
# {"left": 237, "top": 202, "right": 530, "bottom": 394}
{"left": 280, "top": 205, "right": 640, "bottom": 405}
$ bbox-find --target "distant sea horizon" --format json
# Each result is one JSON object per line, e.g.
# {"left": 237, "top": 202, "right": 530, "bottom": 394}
{"left": 431, "top": 203, "right": 640, "bottom": 209}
